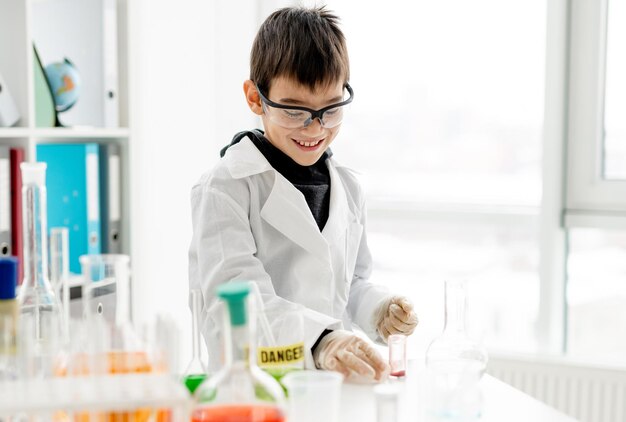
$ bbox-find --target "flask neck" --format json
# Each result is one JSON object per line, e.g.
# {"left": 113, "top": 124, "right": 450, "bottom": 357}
{"left": 222, "top": 306, "right": 256, "bottom": 368}
{"left": 443, "top": 281, "right": 467, "bottom": 335}
{"left": 21, "top": 184, "right": 53, "bottom": 294}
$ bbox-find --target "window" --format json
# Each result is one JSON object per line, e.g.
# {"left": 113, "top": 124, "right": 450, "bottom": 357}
{"left": 603, "top": 0, "right": 626, "bottom": 180}
{"left": 563, "top": 0, "right": 626, "bottom": 363}
{"left": 368, "top": 213, "right": 539, "bottom": 353}
{"left": 293, "top": 0, "right": 626, "bottom": 364}
{"left": 317, "top": 0, "right": 546, "bottom": 354}
{"left": 567, "top": 0, "right": 626, "bottom": 213}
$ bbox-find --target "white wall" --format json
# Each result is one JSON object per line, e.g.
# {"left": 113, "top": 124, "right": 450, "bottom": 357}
{"left": 129, "top": 0, "right": 261, "bottom": 370}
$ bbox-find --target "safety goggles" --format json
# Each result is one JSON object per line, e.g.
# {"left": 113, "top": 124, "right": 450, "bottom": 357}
{"left": 255, "top": 83, "right": 354, "bottom": 129}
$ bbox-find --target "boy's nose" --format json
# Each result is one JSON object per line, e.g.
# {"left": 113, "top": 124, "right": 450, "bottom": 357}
{"left": 302, "top": 117, "right": 325, "bottom": 135}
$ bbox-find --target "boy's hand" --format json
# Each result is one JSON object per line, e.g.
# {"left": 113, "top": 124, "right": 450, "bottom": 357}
{"left": 374, "top": 296, "right": 418, "bottom": 342}
{"left": 313, "top": 330, "right": 389, "bottom": 382}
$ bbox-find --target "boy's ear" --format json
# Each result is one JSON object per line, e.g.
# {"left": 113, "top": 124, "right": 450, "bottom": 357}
{"left": 243, "top": 80, "right": 263, "bottom": 115}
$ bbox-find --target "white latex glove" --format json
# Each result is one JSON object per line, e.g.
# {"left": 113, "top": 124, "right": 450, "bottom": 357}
{"left": 313, "top": 330, "right": 389, "bottom": 382}
{"left": 374, "top": 296, "right": 418, "bottom": 342}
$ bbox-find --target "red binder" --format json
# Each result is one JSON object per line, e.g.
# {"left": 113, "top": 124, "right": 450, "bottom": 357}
{"left": 10, "top": 148, "right": 24, "bottom": 285}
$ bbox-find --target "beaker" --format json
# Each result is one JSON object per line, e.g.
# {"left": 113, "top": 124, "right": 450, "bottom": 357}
{"left": 192, "top": 281, "right": 285, "bottom": 422}
{"left": 80, "top": 254, "right": 131, "bottom": 325}
{"left": 388, "top": 334, "right": 407, "bottom": 378}
{"left": 282, "top": 370, "right": 343, "bottom": 422}
{"left": 374, "top": 383, "right": 401, "bottom": 422}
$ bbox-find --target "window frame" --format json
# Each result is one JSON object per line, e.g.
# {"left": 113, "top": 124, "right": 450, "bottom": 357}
{"left": 566, "top": 0, "right": 626, "bottom": 218}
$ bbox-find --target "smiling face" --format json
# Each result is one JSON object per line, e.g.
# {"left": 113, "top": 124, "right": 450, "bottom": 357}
{"left": 244, "top": 76, "right": 345, "bottom": 166}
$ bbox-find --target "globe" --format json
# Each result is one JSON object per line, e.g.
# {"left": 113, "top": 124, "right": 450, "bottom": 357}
{"left": 44, "top": 58, "right": 81, "bottom": 112}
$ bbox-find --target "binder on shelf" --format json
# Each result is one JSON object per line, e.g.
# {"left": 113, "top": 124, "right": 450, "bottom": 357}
{"left": 0, "top": 70, "right": 20, "bottom": 127}
{"left": 99, "top": 143, "right": 121, "bottom": 253}
{"left": 0, "top": 146, "right": 11, "bottom": 256}
{"left": 102, "top": 0, "right": 120, "bottom": 128}
{"left": 36, "top": 143, "right": 102, "bottom": 274}
{"left": 9, "top": 148, "right": 24, "bottom": 283}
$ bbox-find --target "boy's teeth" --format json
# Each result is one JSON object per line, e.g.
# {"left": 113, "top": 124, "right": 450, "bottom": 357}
{"left": 297, "top": 139, "right": 320, "bottom": 147}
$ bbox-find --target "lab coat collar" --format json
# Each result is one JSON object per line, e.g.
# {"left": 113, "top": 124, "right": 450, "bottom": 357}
{"left": 224, "top": 138, "right": 353, "bottom": 264}
{"left": 223, "top": 136, "right": 352, "bottom": 179}
{"left": 223, "top": 137, "right": 274, "bottom": 179}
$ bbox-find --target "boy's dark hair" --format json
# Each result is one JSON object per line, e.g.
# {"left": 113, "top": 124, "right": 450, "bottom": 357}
{"left": 250, "top": 6, "right": 350, "bottom": 94}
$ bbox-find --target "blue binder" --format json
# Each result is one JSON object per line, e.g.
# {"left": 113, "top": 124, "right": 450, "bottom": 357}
{"left": 36, "top": 143, "right": 101, "bottom": 274}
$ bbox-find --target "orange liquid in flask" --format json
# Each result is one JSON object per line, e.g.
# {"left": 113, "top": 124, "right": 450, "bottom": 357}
{"left": 191, "top": 405, "right": 285, "bottom": 422}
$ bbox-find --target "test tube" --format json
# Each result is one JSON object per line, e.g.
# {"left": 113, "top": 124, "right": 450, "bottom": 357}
{"left": 388, "top": 334, "right": 407, "bottom": 377}
{"left": 49, "top": 227, "right": 70, "bottom": 337}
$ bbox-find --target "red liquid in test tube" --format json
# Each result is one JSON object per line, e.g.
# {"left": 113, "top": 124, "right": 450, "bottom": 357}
{"left": 388, "top": 334, "right": 407, "bottom": 378}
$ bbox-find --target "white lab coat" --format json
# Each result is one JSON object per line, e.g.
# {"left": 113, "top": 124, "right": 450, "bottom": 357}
{"left": 189, "top": 137, "right": 391, "bottom": 369}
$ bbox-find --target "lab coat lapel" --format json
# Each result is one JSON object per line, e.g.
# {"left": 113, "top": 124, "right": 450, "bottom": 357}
{"left": 322, "top": 161, "right": 351, "bottom": 243}
{"left": 261, "top": 173, "right": 331, "bottom": 264}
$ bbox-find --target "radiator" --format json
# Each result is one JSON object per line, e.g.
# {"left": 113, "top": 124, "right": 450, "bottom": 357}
{"left": 487, "top": 355, "right": 626, "bottom": 422}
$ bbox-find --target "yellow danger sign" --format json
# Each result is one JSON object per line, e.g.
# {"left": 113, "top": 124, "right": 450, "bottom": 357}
{"left": 258, "top": 342, "right": 305, "bottom": 367}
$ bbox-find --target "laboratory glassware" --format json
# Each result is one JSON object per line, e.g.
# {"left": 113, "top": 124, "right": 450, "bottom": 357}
{"left": 80, "top": 254, "right": 131, "bottom": 325}
{"left": 424, "top": 280, "right": 487, "bottom": 421}
{"left": 0, "top": 257, "right": 19, "bottom": 380}
{"left": 192, "top": 281, "right": 285, "bottom": 422}
{"left": 49, "top": 227, "right": 70, "bottom": 335}
{"left": 183, "top": 288, "right": 208, "bottom": 394}
{"left": 17, "top": 162, "right": 65, "bottom": 378}
{"left": 388, "top": 334, "right": 407, "bottom": 377}
{"left": 425, "top": 280, "right": 488, "bottom": 373}
{"left": 374, "top": 383, "right": 401, "bottom": 422}
{"left": 282, "top": 370, "right": 343, "bottom": 422}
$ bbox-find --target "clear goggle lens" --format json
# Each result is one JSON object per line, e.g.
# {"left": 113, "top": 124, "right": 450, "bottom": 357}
{"left": 263, "top": 103, "right": 346, "bottom": 129}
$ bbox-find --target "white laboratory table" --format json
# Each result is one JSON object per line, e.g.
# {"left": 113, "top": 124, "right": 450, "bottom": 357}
{"left": 340, "top": 374, "right": 578, "bottom": 422}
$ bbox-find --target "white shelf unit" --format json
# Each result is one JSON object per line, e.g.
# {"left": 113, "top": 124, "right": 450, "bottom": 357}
{"left": 0, "top": 0, "right": 133, "bottom": 257}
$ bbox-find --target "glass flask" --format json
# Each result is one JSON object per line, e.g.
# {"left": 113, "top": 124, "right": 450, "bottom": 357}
{"left": 425, "top": 280, "right": 488, "bottom": 372}
{"left": 183, "top": 288, "right": 208, "bottom": 394}
{"left": 192, "top": 281, "right": 286, "bottom": 422}
{"left": 424, "top": 280, "right": 487, "bottom": 421}
{"left": 17, "top": 163, "right": 64, "bottom": 378}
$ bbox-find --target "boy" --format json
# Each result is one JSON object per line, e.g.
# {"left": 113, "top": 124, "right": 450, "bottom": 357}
{"left": 189, "top": 6, "right": 417, "bottom": 382}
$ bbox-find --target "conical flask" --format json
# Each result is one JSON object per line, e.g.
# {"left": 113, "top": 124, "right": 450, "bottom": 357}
{"left": 183, "top": 288, "right": 208, "bottom": 394}
{"left": 425, "top": 280, "right": 488, "bottom": 374}
{"left": 17, "top": 163, "right": 64, "bottom": 378}
{"left": 192, "top": 281, "right": 285, "bottom": 422}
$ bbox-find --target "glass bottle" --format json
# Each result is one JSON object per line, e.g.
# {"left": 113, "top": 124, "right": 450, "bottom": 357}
{"left": 0, "top": 257, "right": 19, "bottom": 380}
{"left": 17, "top": 163, "right": 64, "bottom": 378}
{"left": 192, "top": 281, "right": 285, "bottom": 422}
{"left": 183, "top": 288, "right": 208, "bottom": 394}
